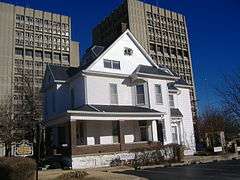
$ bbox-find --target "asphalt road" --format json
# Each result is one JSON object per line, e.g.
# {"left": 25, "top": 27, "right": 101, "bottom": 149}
{"left": 120, "top": 160, "right": 240, "bottom": 180}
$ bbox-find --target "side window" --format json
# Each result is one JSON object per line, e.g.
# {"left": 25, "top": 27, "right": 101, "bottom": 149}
{"left": 103, "top": 59, "right": 121, "bottom": 70}
{"left": 169, "top": 94, "right": 174, "bottom": 107}
{"left": 110, "top": 83, "right": 118, "bottom": 105}
{"left": 136, "top": 84, "right": 145, "bottom": 105}
{"left": 155, "top": 84, "right": 163, "bottom": 104}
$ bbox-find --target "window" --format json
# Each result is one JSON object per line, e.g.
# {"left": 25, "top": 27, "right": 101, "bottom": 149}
{"left": 171, "top": 126, "right": 178, "bottom": 144}
{"left": 25, "top": 49, "right": 33, "bottom": 57}
{"left": 104, "top": 60, "right": 111, "bottom": 68}
{"left": 103, "top": 59, "right": 121, "bottom": 70}
{"left": 54, "top": 53, "right": 60, "bottom": 60}
{"left": 169, "top": 94, "right": 174, "bottom": 107}
{"left": 70, "top": 88, "right": 75, "bottom": 108}
{"left": 62, "top": 54, "right": 69, "bottom": 62}
{"left": 110, "top": 84, "right": 118, "bottom": 105}
{"left": 112, "top": 61, "right": 120, "bottom": 69}
{"left": 136, "top": 85, "right": 145, "bottom": 105}
{"left": 15, "top": 48, "right": 23, "bottom": 56}
{"left": 35, "top": 50, "right": 43, "bottom": 58}
{"left": 45, "top": 52, "right": 52, "bottom": 59}
{"left": 155, "top": 85, "right": 163, "bottom": 104}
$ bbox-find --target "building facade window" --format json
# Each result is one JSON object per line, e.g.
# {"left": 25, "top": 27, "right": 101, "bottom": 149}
{"left": 103, "top": 59, "right": 121, "bottom": 70}
{"left": 109, "top": 83, "right": 118, "bottom": 105}
{"left": 45, "top": 52, "right": 52, "bottom": 59}
{"left": 155, "top": 84, "right": 163, "bottom": 104}
{"left": 136, "top": 84, "right": 145, "bottom": 105}
{"left": 169, "top": 94, "right": 174, "bottom": 107}
{"left": 15, "top": 48, "right": 23, "bottom": 56}
{"left": 25, "top": 49, "right": 33, "bottom": 57}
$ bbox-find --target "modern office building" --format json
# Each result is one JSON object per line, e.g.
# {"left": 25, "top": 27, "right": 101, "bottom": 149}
{"left": 0, "top": 2, "right": 79, "bottom": 115}
{"left": 92, "top": 0, "right": 197, "bottom": 120}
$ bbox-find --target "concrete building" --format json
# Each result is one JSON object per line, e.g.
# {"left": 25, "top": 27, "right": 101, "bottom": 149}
{"left": 0, "top": 2, "right": 79, "bottom": 115}
{"left": 43, "top": 30, "right": 195, "bottom": 169}
{"left": 92, "top": 0, "right": 197, "bottom": 120}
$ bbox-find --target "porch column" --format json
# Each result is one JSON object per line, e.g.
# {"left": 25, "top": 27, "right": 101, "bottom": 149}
{"left": 70, "top": 121, "right": 77, "bottom": 147}
{"left": 119, "top": 120, "right": 125, "bottom": 151}
{"left": 147, "top": 121, "right": 153, "bottom": 141}
{"left": 152, "top": 120, "right": 158, "bottom": 141}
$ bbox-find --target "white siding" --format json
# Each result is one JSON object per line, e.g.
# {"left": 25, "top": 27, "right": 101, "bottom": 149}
{"left": 88, "top": 33, "right": 152, "bottom": 75}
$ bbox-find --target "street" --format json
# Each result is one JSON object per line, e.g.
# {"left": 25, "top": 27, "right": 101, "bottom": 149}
{"left": 120, "top": 160, "right": 240, "bottom": 180}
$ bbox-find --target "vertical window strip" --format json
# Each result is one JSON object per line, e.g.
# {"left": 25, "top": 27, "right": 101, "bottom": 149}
{"left": 110, "top": 83, "right": 118, "bottom": 105}
{"left": 155, "top": 84, "right": 163, "bottom": 104}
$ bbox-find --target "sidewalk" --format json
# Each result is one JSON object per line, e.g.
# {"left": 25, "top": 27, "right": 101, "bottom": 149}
{"left": 39, "top": 169, "right": 146, "bottom": 180}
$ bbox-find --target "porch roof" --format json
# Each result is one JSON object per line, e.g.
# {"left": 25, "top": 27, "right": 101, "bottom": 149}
{"left": 71, "top": 104, "right": 161, "bottom": 113}
{"left": 67, "top": 105, "right": 164, "bottom": 121}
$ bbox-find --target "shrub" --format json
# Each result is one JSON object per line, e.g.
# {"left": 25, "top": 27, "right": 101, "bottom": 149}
{"left": 132, "top": 150, "right": 164, "bottom": 170}
{"left": 0, "top": 157, "right": 36, "bottom": 180}
{"left": 110, "top": 157, "right": 123, "bottom": 167}
{"left": 172, "top": 144, "right": 185, "bottom": 162}
{"left": 58, "top": 171, "right": 88, "bottom": 180}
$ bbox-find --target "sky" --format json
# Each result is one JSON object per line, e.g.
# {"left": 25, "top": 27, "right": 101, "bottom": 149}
{"left": 1, "top": 0, "right": 240, "bottom": 113}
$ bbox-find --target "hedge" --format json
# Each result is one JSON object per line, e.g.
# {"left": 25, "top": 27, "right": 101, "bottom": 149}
{"left": 0, "top": 157, "right": 36, "bottom": 180}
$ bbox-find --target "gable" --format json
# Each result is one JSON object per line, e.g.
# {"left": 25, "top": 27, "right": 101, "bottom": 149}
{"left": 86, "top": 30, "right": 157, "bottom": 75}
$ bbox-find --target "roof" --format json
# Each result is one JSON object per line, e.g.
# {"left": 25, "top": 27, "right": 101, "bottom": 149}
{"left": 48, "top": 65, "right": 80, "bottom": 81}
{"left": 170, "top": 108, "right": 183, "bottom": 117}
{"left": 81, "top": 45, "right": 105, "bottom": 70}
{"left": 167, "top": 82, "right": 179, "bottom": 91}
{"left": 71, "top": 104, "right": 161, "bottom": 113}
{"left": 175, "top": 78, "right": 189, "bottom": 86}
{"left": 135, "top": 65, "right": 175, "bottom": 77}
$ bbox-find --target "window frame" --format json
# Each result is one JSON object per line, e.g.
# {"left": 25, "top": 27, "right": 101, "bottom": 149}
{"left": 109, "top": 83, "right": 118, "bottom": 105}
{"left": 169, "top": 94, "right": 175, "bottom": 107}
{"left": 103, "top": 59, "right": 121, "bottom": 70}
{"left": 155, "top": 84, "right": 163, "bottom": 104}
{"left": 136, "top": 84, "right": 145, "bottom": 105}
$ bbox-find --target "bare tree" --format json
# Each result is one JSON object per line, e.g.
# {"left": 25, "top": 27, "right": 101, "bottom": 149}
{"left": 0, "top": 76, "right": 43, "bottom": 156}
{"left": 0, "top": 97, "right": 25, "bottom": 156}
{"left": 217, "top": 69, "right": 240, "bottom": 120}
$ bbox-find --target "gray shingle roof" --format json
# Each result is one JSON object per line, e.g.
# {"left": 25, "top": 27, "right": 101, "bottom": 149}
{"left": 175, "top": 78, "right": 189, "bottom": 86}
{"left": 72, "top": 104, "right": 161, "bottom": 113}
{"left": 167, "top": 82, "right": 179, "bottom": 91}
{"left": 49, "top": 65, "right": 80, "bottom": 81}
{"left": 170, "top": 108, "right": 183, "bottom": 117}
{"left": 136, "top": 65, "right": 175, "bottom": 77}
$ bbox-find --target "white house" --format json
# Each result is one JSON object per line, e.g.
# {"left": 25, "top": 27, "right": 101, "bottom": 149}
{"left": 43, "top": 30, "right": 196, "bottom": 169}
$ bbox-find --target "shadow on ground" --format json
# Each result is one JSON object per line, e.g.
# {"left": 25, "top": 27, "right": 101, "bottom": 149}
{"left": 116, "top": 160, "right": 240, "bottom": 180}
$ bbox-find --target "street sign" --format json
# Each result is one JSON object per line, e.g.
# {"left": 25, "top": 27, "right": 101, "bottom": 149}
{"left": 13, "top": 140, "right": 33, "bottom": 157}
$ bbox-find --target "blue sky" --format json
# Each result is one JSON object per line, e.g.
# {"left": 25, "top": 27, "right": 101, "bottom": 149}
{"left": 1, "top": 0, "right": 240, "bottom": 113}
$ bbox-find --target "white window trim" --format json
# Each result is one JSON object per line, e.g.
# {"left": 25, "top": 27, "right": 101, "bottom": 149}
{"left": 109, "top": 83, "right": 118, "bottom": 105}
{"left": 103, "top": 59, "right": 121, "bottom": 70}
{"left": 155, "top": 84, "right": 163, "bottom": 105}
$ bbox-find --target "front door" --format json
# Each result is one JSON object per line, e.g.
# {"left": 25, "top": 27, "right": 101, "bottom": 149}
{"left": 157, "top": 121, "right": 164, "bottom": 144}
{"left": 171, "top": 124, "right": 181, "bottom": 144}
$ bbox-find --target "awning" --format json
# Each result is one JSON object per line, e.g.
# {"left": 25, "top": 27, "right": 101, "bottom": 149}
{"left": 170, "top": 108, "right": 183, "bottom": 118}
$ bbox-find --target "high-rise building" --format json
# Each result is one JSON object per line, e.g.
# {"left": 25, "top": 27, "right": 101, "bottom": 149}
{"left": 92, "top": 0, "right": 197, "bottom": 120}
{"left": 0, "top": 2, "right": 79, "bottom": 115}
